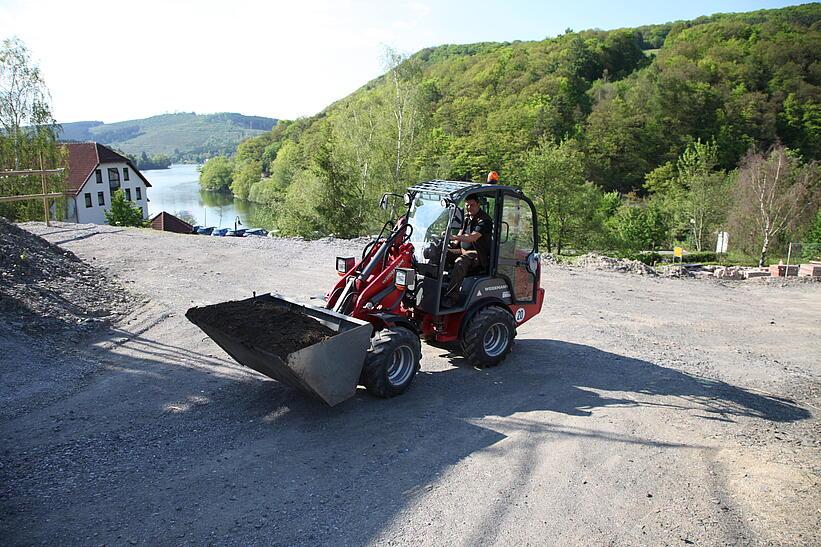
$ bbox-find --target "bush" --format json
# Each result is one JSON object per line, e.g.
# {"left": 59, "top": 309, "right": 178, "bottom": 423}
{"left": 680, "top": 251, "right": 717, "bottom": 263}
{"left": 614, "top": 251, "right": 662, "bottom": 265}
{"left": 802, "top": 211, "right": 821, "bottom": 261}
{"left": 105, "top": 189, "right": 145, "bottom": 227}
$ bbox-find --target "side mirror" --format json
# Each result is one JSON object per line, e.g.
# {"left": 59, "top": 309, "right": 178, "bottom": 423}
{"left": 379, "top": 194, "right": 389, "bottom": 210}
{"left": 527, "top": 252, "right": 540, "bottom": 274}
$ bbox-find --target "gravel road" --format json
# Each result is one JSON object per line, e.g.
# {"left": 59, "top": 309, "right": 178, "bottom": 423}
{"left": 2, "top": 222, "right": 819, "bottom": 546}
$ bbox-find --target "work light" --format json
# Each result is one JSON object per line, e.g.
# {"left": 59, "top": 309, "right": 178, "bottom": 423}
{"left": 336, "top": 256, "right": 355, "bottom": 273}
{"left": 394, "top": 268, "right": 416, "bottom": 291}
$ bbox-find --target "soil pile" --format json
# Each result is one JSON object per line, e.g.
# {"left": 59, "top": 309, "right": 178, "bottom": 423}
{"left": 574, "top": 253, "right": 658, "bottom": 276}
{"left": 0, "top": 218, "right": 132, "bottom": 336}
{"left": 186, "top": 298, "right": 336, "bottom": 361}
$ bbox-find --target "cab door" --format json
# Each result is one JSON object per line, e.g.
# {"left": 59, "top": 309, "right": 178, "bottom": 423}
{"left": 496, "top": 193, "right": 538, "bottom": 303}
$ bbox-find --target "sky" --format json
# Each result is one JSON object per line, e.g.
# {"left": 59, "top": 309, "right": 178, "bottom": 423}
{"left": 0, "top": 0, "right": 806, "bottom": 124}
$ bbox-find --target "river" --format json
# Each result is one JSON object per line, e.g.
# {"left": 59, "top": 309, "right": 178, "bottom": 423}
{"left": 142, "top": 164, "right": 272, "bottom": 230}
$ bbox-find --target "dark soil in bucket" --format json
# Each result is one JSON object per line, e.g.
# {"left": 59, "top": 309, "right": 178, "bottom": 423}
{"left": 186, "top": 298, "right": 336, "bottom": 361}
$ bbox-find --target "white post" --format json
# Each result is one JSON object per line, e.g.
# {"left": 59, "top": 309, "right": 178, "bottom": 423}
{"left": 785, "top": 242, "right": 793, "bottom": 277}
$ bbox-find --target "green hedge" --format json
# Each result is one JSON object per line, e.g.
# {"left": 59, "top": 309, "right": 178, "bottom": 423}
{"left": 680, "top": 251, "right": 717, "bottom": 263}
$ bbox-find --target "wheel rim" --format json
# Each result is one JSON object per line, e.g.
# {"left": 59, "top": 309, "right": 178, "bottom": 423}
{"left": 387, "top": 345, "right": 415, "bottom": 386}
{"left": 483, "top": 322, "right": 509, "bottom": 357}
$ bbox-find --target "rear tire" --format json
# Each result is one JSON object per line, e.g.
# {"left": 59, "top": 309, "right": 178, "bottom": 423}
{"left": 460, "top": 306, "right": 516, "bottom": 368}
{"left": 361, "top": 327, "right": 421, "bottom": 398}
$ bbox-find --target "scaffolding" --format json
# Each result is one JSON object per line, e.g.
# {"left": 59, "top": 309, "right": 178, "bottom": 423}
{"left": 0, "top": 157, "right": 65, "bottom": 226}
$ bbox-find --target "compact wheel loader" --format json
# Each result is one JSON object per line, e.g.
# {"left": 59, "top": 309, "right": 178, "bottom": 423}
{"left": 187, "top": 180, "right": 545, "bottom": 405}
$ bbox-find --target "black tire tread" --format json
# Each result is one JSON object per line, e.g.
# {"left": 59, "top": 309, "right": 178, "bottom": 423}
{"left": 361, "top": 327, "right": 421, "bottom": 398}
{"left": 460, "top": 306, "right": 516, "bottom": 368}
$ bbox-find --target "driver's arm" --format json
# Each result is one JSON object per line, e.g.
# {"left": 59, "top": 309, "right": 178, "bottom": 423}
{"left": 451, "top": 214, "right": 490, "bottom": 244}
{"left": 451, "top": 231, "right": 482, "bottom": 244}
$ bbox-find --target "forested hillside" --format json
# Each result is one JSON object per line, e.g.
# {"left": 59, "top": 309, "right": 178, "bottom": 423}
{"left": 201, "top": 4, "right": 820, "bottom": 263}
{"left": 59, "top": 112, "right": 278, "bottom": 163}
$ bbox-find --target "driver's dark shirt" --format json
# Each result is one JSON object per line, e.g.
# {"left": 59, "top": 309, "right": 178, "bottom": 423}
{"left": 460, "top": 209, "right": 493, "bottom": 268}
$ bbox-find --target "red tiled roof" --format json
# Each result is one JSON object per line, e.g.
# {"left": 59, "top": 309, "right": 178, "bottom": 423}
{"left": 62, "top": 142, "right": 152, "bottom": 196}
{"left": 150, "top": 211, "right": 193, "bottom": 234}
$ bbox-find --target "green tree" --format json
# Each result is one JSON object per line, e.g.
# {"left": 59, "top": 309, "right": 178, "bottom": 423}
{"left": 729, "top": 145, "right": 819, "bottom": 266}
{"left": 273, "top": 169, "right": 323, "bottom": 237}
{"left": 522, "top": 138, "right": 600, "bottom": 254}
{"left": 312, "top": 132, "right": 361, "bottom": 237}
{"left": 196, "top": 4, "right": 821, "bottom": 241}
{"left": 643, "top": 162, "right": 686, "bottom": 242}
{"left": 268, "top": 140, "right": 302, "bottom": 189}
{"left": 605, "top": 200, "right": 669, "bottom": 252}
{"left": 230, "top": 160, "right": 262, "bottom": 200}
{"left": 0, "top": 37, "right": 64, "bottom": 221}
{"left": 381, "top": 47, "right": 425, "bottom": 191}
{"left": 105, "top": 189, "right": 145, "bottom": 227}
{"left": 677, "top": 139, "right": 729, "bottom": 251}
{"left": 802, "top": 211, "right": 821, "bottom": 260}
{"left": 199, "top": 156, "right": 233, "bottom": 192}
{"left": 0, "top": 37, "right": 54, "bottom": 168}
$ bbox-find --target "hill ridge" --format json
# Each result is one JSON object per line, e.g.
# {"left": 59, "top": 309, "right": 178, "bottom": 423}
{"left": 58, "top": 112, "right": 279, "bottom": 162}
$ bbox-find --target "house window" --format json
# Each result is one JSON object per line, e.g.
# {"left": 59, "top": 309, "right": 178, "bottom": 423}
{"left": 84, "top": 193, "right": 92, "bottom": 208}
{"left": 135, "top": 187, "right": 142, "bottom": 200}
{"left": 95, "top": 169, "right": 102, "bottom": 183}
{"left": 98, "top": 191, "right": 105, "bottom": 206}
{"left": 123, "top": 167, "right": 130, "bottom": 181}
{"left": 125, "top": 188, "right": 132, "bottom": 201}
{"left": 108, "top": 168, "right": 120, "bottom": 189}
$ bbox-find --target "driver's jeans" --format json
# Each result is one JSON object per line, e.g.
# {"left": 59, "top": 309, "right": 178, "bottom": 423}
{"left": 444, "top": 248, "right": 480, "bottom": 298}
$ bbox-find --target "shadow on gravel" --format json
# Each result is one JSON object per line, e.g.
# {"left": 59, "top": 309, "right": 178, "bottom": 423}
{"left": 53, "top": 229, "right": 123, "bottom": 245}
{"left": 3, "top": 331, "right": 811, "bottom": 545}
{"left": 463, "top": 338, "right": 811, "bottom": 423}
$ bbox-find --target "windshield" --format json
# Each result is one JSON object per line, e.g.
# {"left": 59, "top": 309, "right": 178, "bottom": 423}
{"left": 406, "top": 193, "right": 450, "bottom": 263}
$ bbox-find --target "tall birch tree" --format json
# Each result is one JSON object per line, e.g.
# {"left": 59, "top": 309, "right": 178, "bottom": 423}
{"left": 730, "top": 146, "right": 819, "bottom": 266}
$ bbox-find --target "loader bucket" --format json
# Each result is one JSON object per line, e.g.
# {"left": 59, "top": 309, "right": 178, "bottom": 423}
{"left": 186, "top": 294, "right": 373, "bottom": 406}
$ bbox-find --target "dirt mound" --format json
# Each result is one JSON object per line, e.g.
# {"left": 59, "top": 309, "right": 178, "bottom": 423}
{"left": 574, "top": 253, "right": 657, "bottom": 276}
{"left": 186, "top": 298, "right": 335, "bottom": 361}
{"left": 0, "top": 218, "right": 133, "bottom": 336}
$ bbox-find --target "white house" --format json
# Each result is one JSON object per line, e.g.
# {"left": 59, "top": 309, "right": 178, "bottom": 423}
{"left": 62, "top": 142, "right": 152, "bottom": 224}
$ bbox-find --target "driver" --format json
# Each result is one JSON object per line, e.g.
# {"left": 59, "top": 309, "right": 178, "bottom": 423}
{"left": 443, "top": 194, "right": 492, "bottom": 306}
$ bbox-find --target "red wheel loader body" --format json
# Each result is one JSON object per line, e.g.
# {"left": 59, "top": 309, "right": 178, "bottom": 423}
{"left": 187, "top": 180, "right": 544, "bottom": 405}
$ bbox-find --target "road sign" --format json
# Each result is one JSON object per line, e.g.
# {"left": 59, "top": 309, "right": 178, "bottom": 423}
{"left": 674, "top": 247, "right": 683, "bottom": 258}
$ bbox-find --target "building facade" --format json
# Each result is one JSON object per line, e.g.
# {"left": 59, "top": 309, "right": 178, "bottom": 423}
{"left": 63, "top": 143, "right": 152, "bottom": 224}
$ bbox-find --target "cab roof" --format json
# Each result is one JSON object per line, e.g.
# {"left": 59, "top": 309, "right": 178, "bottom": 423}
{"left": 407, "top": 180, "right": 522, "bottom": 202}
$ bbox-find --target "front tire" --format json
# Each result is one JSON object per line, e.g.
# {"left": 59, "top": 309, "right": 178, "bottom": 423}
{"left": 361, "top": 327, "right": 421, "bottom": 398}
{"left": 460, "top": 306, "right": 516, "bottom": 368}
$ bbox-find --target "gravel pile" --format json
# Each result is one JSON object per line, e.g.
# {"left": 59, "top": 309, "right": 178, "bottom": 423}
{"left": 0, "top": 218, "right": 134, "bottom": 338}
{"left": 574, "top": 253, "right": 658, "bottom": 276}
